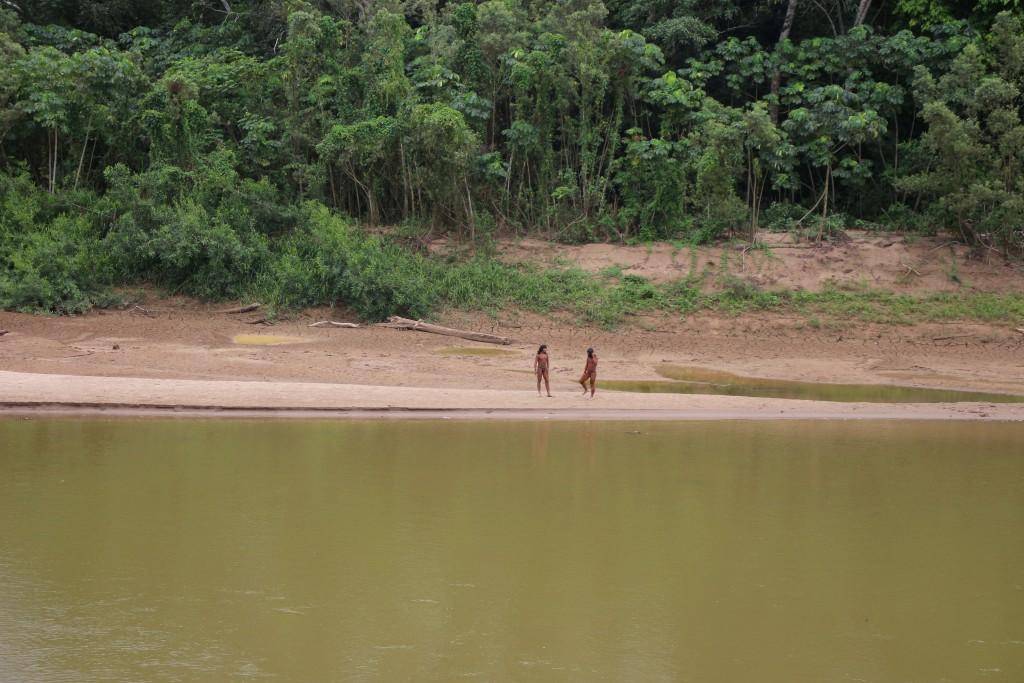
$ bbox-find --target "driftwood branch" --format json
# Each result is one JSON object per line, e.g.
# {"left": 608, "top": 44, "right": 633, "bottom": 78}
{"left": 309, "top": 320, "right": 360, "bottom": 328}
{"left": 376, "top": 316, "right": 511, "bottom": 345}
{"left": 129, "top": 305, "right": 155, "bottom": 317}
{"left": 246, "top": 317, "right": 272, "bottom": 325}
{"left": 216, "top": 303, "right": 261, "bottom": 314}
{"left": 0, "top": 329, "right": 8, "bottom": 337}
{"left": 1015, "top": 328, "right": 1024, "bottom": 336}
{"left": 901, "top": 261, "right": 922, "bottom": 277}
{"left": 932, "top": 334, "right": 973, "bottom": 342}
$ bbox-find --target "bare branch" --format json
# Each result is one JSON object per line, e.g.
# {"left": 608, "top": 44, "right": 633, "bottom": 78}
{"left": 215, "top": 303, "right": 261, "bottom": 314}
{"left": 309, "top": 321, "right": 360, "bottom": 328}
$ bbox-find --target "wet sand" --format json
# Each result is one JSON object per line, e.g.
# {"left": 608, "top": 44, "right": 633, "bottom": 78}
{"left": 1, "top": 371, "right": 1021, "bottom": 421}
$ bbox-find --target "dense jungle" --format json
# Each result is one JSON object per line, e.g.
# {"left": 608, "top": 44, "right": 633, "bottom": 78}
{"left": 1, "top": 0, "right": 1022, "bottom": 321}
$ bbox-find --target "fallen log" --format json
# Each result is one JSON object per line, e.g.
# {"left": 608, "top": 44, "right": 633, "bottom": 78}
{"left": 377, "top": 316, "right": 511, "bottom": 345}
{"left": 309, "top": 320, "right": 360, "bottom": 328}
{"left": 245, "top": 317, "right": 273, "bottom": 325}
{"left": 0, "top": 329, "right": 8, "bottom": 336}
{"left": 1015, "top": 328, "right": 1024, "bottom": 335}
{"left": 216, "top": 302, "right": 261, "bottom": 314}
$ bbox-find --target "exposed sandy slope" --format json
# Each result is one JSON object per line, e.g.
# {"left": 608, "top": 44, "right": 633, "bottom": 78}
{"left": 481, "top": 230, "right": 1024, "bottom": 293}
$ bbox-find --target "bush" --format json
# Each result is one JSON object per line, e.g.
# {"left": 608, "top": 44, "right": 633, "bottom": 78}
{"left": 106, "top": 199, "right": 269, "bottom": 300}
{"left": 761, "top": 202, "right": 807, "bottom": 232}
{"left": 0, "top": 174, "right": 111, "bottom": 313}
{"left": 0, "top": 213, "right": 110, "bottom": 313}
{"left": 260, "top": 204, "right": 439, "bottom": 319}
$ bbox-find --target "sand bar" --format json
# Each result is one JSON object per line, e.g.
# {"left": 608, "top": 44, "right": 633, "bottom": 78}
{"left": 2, "top": 371, "right": 1021, "bottom": 421}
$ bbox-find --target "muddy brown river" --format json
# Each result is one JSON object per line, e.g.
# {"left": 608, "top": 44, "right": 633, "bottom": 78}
{"left": 1, "top": 418, "right": 1022, "bottom": 681}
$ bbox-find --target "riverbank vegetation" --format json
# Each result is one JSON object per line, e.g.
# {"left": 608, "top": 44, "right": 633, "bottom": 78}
{"left": 1, "top": 1, "right": 1022, "bottom": 318}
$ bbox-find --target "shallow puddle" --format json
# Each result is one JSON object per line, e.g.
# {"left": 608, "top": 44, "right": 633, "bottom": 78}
{"left": 601, "top": 364, "right": 1024, "bottom": 403}
{"left": 232, "top": 334, "right": 305, "bottom": 346}
{"left": 435, "top": 346, "right": 519, "bottom": 357}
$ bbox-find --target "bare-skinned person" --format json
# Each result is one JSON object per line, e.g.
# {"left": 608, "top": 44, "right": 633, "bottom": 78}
{"left": 579, "top": 347, "right": 597, "bottom": 398}
{"left": 534, "top": 344, "right": 552, "bottom": 397}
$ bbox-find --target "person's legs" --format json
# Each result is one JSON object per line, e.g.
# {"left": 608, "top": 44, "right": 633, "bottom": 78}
{"left": 543, "top": 370, "right": 552, "bottom": 396}
{"left": 589, "top": 375, "right": 596, "bottom": 397}
{"left": 537, "top": 371, "right": 542, "bottom": 396}
{"left": 579, "top": 373, "right": 589, "bottom": 394}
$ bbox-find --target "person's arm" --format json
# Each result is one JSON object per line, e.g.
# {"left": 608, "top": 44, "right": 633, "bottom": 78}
{"left": 533, "top": 355, "right": 539, "bottom": 372}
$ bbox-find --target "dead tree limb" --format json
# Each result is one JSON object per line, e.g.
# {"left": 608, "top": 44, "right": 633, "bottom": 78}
{"left": 1015, "top": 328, "right": 1024, "bottom": 335}
{"left": 245, "top": 317, "right": 272, "bottom": 325}
{"left": 0, "top": 329, "right": 8, "bottom": 336}
{"left": 376, "top": 316, "right": 511, "bottom": 345}
{"left": 216, "top": 303, "right": 261, "bottom": 314}
{"left": 901, "top": 262, "right": 922, "bottom": 277}
{"left": 309, "top": 321, "right": 361, "bottom": 328}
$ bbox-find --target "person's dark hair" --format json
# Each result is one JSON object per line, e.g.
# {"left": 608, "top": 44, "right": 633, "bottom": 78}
{"left": 537, "top": 344, "right": 547, "bottom": 354}
{"left": 587, "top": 347, "right": 594, "bottom": 357}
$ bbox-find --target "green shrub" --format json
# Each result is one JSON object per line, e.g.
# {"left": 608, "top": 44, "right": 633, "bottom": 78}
{"left": 0, "top": 174, "right": 111, "bottom": 313}
{"left": 260, "top": 204, "right": 439, "bottom": 319}
{"left": 106, "top": 199, "right": 269, "bottom": 299}
{"left": 0, "top": 214, "right": 110, "bottom": 313}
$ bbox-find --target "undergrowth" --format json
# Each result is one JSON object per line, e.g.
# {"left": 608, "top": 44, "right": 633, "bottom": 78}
{"left": 3, "top": 193, "right": 1023, "bottom": 329}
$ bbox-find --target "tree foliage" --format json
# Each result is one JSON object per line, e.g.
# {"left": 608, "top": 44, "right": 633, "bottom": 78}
{"left": 1, "top": 1, "right": 1023, "bottom": 314}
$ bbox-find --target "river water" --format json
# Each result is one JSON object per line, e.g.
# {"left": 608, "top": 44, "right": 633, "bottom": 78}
{"left": 1, "top": 418, "right": 1022, "bottom": 681}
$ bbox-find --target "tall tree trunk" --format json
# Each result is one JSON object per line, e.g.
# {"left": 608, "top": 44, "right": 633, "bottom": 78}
{"left": 74, "top": 128, "right": 90, "bottom": 191}
{"left": 48, "top": 128, "right": 58, "bottom": 193}
{"left": 853, "top": 0, "right": 872, "bottom": 26}
{"left": 770, "top": 0, "right": 800, "bottom": 125}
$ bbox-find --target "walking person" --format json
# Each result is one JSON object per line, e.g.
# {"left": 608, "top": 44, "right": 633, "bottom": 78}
{"left": 579, "top": 347, "right": 597, "bottom": 398}
{"left": 534, "top": 344, "right": 552, "bottom": 397}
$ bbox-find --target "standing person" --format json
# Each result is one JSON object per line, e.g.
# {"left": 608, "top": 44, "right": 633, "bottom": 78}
{"left": 534, "top": 344, "right": 552, "bottom": 397}
{"left": 579, "top": 347, "right": 598, "bottom": 398}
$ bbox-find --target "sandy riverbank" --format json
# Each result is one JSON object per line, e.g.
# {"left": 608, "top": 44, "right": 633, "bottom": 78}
{"left": 1, "top": 370, "right": 1021, "bottom": 421}
{"left": 2, "top": 237, "right": 1023, "bottom": 422}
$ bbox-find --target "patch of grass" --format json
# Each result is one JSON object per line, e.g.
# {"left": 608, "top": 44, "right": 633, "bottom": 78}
{"left": 599, "top": 264, "right": 625, "bottom": 280}
{"left": 947, "top": 252, "right": 962, "bottom": 285}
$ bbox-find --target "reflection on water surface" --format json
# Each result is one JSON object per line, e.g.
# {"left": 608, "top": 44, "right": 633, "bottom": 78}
{"left": 1, "top": 418, "right": 1022, "bottom": 682}
{"left": 600, "top": 364, "right": 1024, "bottom": 403}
